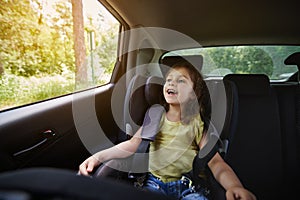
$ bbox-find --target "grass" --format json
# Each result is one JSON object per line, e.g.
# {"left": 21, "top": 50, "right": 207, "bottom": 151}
{"left": 0, "top": 73, "right": 75, "bottom": 111}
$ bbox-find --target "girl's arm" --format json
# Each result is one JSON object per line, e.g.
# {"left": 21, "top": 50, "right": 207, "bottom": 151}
{"left": 208, "top": 153, "right": 256, "bottom": 200}
{"left": 199, "top": 135, "right": 256, "bottom": 200}
{"left": 78, "top": 127, "right": 142, "bottom": 176}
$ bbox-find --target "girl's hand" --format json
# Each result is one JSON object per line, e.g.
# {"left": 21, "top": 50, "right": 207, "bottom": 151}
{"left": 78, "top": 154, "right": 101, "bottom": 176}
{"left": 226, "top": 187, "right": 256, "bottom": 200}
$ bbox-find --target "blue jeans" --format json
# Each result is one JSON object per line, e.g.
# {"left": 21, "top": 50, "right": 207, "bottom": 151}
{"left": 143, "top": 174, "right": 208, "bottom": 200}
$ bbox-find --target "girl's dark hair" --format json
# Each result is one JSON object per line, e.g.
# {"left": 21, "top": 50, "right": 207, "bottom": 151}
{"left": 163, "top": 60, "right": 212, "bottom": 132}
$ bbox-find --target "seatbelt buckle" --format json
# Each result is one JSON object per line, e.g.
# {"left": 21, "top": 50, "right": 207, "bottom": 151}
{"left": 181, "top": 175, "right": 193, "bottom": 188}
{"left": 131, "top": 173, "right": 147, "bottom": 189}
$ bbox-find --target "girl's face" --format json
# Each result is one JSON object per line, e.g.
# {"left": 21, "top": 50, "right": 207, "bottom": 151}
{"left": 163, "top": 66, "right": 196, "bottom": 105}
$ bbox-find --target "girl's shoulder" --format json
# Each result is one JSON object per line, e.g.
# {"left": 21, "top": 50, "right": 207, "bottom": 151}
{"left": 191, "top": 113, "right": 202, "bottom": 123}
{"left": 190, "top": 114, "right": 204, "bottom": 131}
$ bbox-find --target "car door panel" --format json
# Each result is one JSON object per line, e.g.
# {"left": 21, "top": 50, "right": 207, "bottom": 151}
{"left": 0, "top": 83, "right": 119, "bottom": 172}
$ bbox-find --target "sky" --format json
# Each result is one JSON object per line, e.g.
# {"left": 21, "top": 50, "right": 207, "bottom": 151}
{"left": 83, "top": 0, "right": 103, "bottom": 18}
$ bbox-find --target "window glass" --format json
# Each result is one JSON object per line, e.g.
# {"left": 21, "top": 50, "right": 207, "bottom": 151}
{"left": 163, "top": 46, "right": 300, "bottom": 81}
{"left": 0, "top": 0, "right": 119, "bottom": 111}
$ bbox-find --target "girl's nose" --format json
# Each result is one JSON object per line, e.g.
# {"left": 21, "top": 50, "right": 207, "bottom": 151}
{"left": 168, "top": 80, "right": 175, "bottom": 86}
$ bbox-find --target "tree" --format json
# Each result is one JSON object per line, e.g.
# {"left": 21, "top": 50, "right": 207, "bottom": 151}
{"left": 206, "top": 46, "right": 273, "bottom": 76}
{"left": 0, "top": 0, "right": 75, "bottom": 76}
{"left": 0, "top": 62, "right": 3, "bottom": 76}
{"left": 0, "top": 0, "right": 41, "bottom": 76}
{"left": 51, "top": 0, "right": 75, "bottom": 73}
{"left": 96, "top": 23, "right": 118, "bottom": 74}
{"left": 71, "top": 0, "right": 87, "bottom": 87}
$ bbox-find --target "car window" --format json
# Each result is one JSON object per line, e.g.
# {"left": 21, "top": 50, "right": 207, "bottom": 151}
{"left": 0, "top": 0, "right": 119, "bottom": 111}
{"left": 162, "top": 46, "right": 300, "bottom": 81}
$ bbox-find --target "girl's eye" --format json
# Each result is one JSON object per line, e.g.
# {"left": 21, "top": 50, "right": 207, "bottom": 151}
{"left": 166, "top": 78, "right": 172, "bottom": 82}
{"left": 177, "top": 79, "right": 185, "bottom": 83}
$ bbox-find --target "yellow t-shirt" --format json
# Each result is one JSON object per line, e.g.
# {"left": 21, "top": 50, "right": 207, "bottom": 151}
{"left": 149, "top": 113, "right": 204, "bottom": 183}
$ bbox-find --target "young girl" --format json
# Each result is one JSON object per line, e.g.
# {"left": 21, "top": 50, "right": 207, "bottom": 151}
{"left": 78, "top": 61, "right": 256, "bottom": 200}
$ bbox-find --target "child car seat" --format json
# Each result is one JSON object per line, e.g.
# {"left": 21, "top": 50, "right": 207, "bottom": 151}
{"left": 93, "top": 74, "right": 165, "bottom": 182}
{"left": 95, "top": 55, "right": 227, "bottom": 199}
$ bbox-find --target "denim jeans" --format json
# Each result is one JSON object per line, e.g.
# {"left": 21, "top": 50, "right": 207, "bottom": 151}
{"left": 143, "top": 174, "right": 208, "bottom": 200}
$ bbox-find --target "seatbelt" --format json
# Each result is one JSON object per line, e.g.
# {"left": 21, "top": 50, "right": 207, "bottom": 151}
{"left": 128, "top": 104, "right": 165, "bottom": 187}
{"left": 195, "top": 122, "right": 220, "bottom": 165}
{"left": 189, "top": 122, "right": 221, "bottom": 184}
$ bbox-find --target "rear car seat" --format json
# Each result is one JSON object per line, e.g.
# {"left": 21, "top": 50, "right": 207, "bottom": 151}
{"left": 223, "top": 74, "right": 284, "bottom": 200}
{"left": 272, "top": 52, "right": 300, "bottom": 194}
{"left": 272, "top": 83, "right": 299, "bottom": 186}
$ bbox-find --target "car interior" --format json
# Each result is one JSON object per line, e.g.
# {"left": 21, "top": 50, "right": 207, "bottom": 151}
{"left": 0, "top": 0, "right": 300, "bottom": 199}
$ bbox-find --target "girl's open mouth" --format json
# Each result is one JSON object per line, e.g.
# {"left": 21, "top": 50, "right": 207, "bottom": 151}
{"left": 167, "top": 89, "right": 177, "bottom": 95}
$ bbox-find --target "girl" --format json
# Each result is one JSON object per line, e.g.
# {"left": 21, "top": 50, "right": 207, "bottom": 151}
{"left": 78, "top": 61, "right": 256, "bottom": 200}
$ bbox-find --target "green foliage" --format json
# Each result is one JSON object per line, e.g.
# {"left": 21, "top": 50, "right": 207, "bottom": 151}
{"left": 96, "top": 23, "right": 118, "bottom": 74}
{"left": 205, "top": 46, "right": 273, "bottom": 76}
{"left": 0, "top": 0, "right": 118, "bottom": 79}
{"left": 170, "top": 46, "right": 300, "bottom": 79}
{"left": 0, "top": 0, "right": 75, "bottom": 76}
{"left": 0, "top": 0, "right": 119, "bottom": 110}
{"left": 260, "top": 46, "right": 300, "bottom": 79}
{"left": 0, "top": 72, "right": 75, "bottom": 110}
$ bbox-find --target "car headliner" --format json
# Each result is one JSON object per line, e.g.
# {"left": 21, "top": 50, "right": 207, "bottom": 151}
{"left": 102, "top": 0, "right": 300, "bottom": 47}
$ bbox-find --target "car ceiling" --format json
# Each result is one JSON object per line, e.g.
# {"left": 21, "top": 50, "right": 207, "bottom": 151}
{"left": 102, "top": 0, "right": 300, "bottom": 47}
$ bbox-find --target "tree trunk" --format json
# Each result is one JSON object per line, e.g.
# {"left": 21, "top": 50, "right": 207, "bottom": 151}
{"left": 71, "top": 0, "right": 87, "bottom": 88}
{"left": 0, "top": 62, "right": 3, "bottom": 76}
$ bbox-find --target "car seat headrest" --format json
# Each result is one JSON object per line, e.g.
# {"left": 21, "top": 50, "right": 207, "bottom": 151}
{"left": 160, "top": 55, "right": 203, "bottom": 77}
{"left": 284, "top": 52, "right": 300, "bottom": 69}
{"left": 224, "top": 74, "right": 270, "bottom": 96}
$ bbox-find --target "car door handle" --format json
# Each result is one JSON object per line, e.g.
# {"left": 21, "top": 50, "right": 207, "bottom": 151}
{"left": 13, "top": 129, "right": 56, "bottom": 156}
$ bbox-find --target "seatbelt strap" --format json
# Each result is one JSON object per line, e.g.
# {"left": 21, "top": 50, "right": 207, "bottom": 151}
{"left": 193, "top": 122, "right": 220, "bottom": 171}
{"left": 140, "top": 104, "right": 165, "bottom": 140}
{"left": 128, "top": 104, "right": 165, "bottom": 175}
{"left": 186, "top": 121, "right": 223, "bottom": 187}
